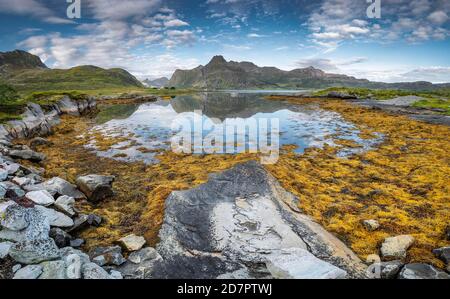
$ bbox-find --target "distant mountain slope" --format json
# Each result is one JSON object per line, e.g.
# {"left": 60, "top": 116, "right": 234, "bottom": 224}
{"left": 0, "top": 50, "right": 143, "bottom": 91}
{"left": 143, "top": 77, "right": 169, "bottom": 88}
{"left": 169, "top": 55, "right": 449, "bottom": 91}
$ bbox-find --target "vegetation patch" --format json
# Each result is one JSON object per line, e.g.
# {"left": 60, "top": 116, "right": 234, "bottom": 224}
{"left": 314, "top": 87, "right": 450, "bottom": 101}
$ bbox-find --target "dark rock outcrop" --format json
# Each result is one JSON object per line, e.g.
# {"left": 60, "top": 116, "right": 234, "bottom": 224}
{"left": 152, "top": 161, "right": 367, "bottom": 279}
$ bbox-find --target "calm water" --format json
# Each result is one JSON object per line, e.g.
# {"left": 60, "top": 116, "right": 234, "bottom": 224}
{"left": 86, "top": 92, "right": 382, "bottom": 164}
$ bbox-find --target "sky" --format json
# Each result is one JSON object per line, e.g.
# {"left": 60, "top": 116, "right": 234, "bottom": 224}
{"left": 0, "top": 0, "right": 449, "bottom": 83}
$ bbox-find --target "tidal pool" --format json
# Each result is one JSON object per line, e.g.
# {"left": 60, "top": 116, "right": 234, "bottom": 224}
{"left": 86, "top": 92, "right": 382, "bottom": 164}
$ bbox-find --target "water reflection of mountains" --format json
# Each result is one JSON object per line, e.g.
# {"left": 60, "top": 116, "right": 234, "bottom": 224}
{"left": 169, "top": 93, "right": 299, "bottom": 120}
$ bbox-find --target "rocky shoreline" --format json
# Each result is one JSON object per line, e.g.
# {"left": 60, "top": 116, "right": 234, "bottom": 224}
{"left": 1, "top": 96, "right": 449, "bottom": 279}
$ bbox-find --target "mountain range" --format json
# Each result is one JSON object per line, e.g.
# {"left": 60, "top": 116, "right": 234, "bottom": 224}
{"left": 0, "top": 50, "right": 143, "bottom": 91}
{"left": 169, "top": 55, "right": 450, "bottom": 91}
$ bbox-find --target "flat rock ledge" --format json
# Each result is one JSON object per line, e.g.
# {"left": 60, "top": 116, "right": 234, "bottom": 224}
{"left": 153, "top": 161, "right": 368, "bottom": 279}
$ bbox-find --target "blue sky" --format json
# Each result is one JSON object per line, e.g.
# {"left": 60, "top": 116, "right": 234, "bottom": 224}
{"left": 0, "top": 0, "right": 449, "bottom": 82}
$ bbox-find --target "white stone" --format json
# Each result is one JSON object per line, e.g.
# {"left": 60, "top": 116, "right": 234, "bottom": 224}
{"left": 0, "top": 169, "right": 8, "bottom": 181}
{"left": 381, "top": 235, "right": 415, "bottom": 260}
{"left": 117, "top": 234, "right": 146, "bottom": 252}
{"left": 12, "top": 177, "right": 31, "bottom": 187}
{"left": 26, "top": 190, "right": 55, "bottom": 206}
{"left": 363, "top": 219, "right": 380, "bottom": 231}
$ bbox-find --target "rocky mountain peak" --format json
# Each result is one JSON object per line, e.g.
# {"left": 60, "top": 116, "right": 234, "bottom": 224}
{"left": 0, "top": 49, "right": 48, "bottom": 70}
{"left": 208, "top": 55, "right": 227, "bottom": 65}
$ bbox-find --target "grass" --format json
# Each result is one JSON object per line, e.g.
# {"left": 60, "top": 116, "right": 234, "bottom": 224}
{"left": 413, "top": 98, "right": 450, "bottom": 115}
{"left": 314, "top": 87, "right": 450, "bottom": 100}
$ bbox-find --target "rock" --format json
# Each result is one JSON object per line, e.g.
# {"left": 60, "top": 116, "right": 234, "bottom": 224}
{"left": 8, "top": 149, "right": 46, "bottom": 162}
{"left": 4, "top": 162, "right": 20, "bottom": 175}
{"left": 54, "top": 195, "right": 76, "bottom": 216}
{"left": 76, "top": 175, "right": 115, "bottom": 203}
{"left": 25, "top": 190, "right": 55, "bottom": 206}
{"left": 0, "top": 181, "right": 25, "bottom": 198}
{"left": 12, "top": 264, "right": 21, "bottom": 273}
{"left": 0, "top": 169, "right": 8, "bottom": 181}
{"left": 39, "top": 260, "right": 67, "bottom": 279}
{"left": 90, "top": 246, "right": 126, "bottom": 266}
{"left": 35, "top": 205, "right": 74, "bottom": 228}
{"left": 87, "top": 214, "right": 102, "bottom": 227}
{"left": 109, "top": 270, "right": 123, "bottom": 279}
{"left": 25, "top": 177, "right": 86, "bottom": 200}
{"left": 0, "top": 184, "right": 6, "bottom": 199}
{"left": 398, "top": 263, "right": 450, "bottom": 279}
{"left": 117, "top": 234, "right": 146, "bottom": 252}
{"left": 9, "top": 238, "right": 60, "bottom": 264}
{"left": 265, "top": 248, "right": 347, "bottom": 279}
{"left": 59, "top": 247, "right": 90, "bottom": 265}
{"left": 0, "top": 205, "right": 50, "bottom": 243}
{"left": 0, "top": 241, "right": 13, "bottom": 259}
{"left": 70, "top": 239, "right": 85, "bottom": 248}
{"left": 380, "top": 260, "right": 404, "bottom": 279}
{"left": 116, "top": 248, "right": 162, "bottom": 279}
{"left": 128, "top": 247, "right": 160, "bottom": 264}
{"left": 49, "top": 228, "right": 72, "bottom": 248}
{"left": 380, "top": 235, "right": 415, "bottom": 260}
{"left": 13, "top": 265, "right": 43, "bottom": 279}
{"left": 67, "top": 214, "right": 89, "bottom": 233}
{"left": 0, "top": 203, "right": 29, "bottom": 231}
{"left": 12, "top": 176, "right": 31, "bottom": 187}
{"left": 82, "top": 262, "right": 113, "bottom": 279}
{"left": 433, "top": 247, "right": 450, "bottom": 264}
{"left": 362, "top": 219, "right": 380, "bottom": 231}
{"left": 30, "top": 137, "right": 52, "bottom": 149}
{"left": 154, "top": 161, "right": 366, "bottom": 279}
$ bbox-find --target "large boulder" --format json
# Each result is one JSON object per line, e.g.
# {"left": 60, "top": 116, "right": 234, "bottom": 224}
{"left": 0, "top": 205, "right": 50, "bottom": 243}
{"left": 398, "top": 263, "right": 449, "bottom": 279}
{"left": 9, "top": 238, "right": 60, "bottom": 264}
{"left": 380, "top": 235, "right": 415, "bottom": 260}
{"left": 153, "top": 161, "right": 366, "bottom": 279}
{"left": 75, "top": 175, "right": 115, "bottom": 203}
{"left": 25, "top": 177, "right": 85, "bottom": 200}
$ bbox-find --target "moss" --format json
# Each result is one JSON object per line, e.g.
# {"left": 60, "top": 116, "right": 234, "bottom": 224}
{"left": 412, "top": 98, "right": 450, "bottom": 115}
{"left": 313, "top": 87, "right": 450, "bottom": 101}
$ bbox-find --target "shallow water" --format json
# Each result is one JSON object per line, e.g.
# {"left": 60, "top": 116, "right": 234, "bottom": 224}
{"left": 87, "top": 92, "right": 382, "bottom": 164}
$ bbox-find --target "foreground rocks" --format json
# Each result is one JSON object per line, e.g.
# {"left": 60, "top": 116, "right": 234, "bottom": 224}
{"left": 380, "top": 235, "right": 415, "bottom": 260}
